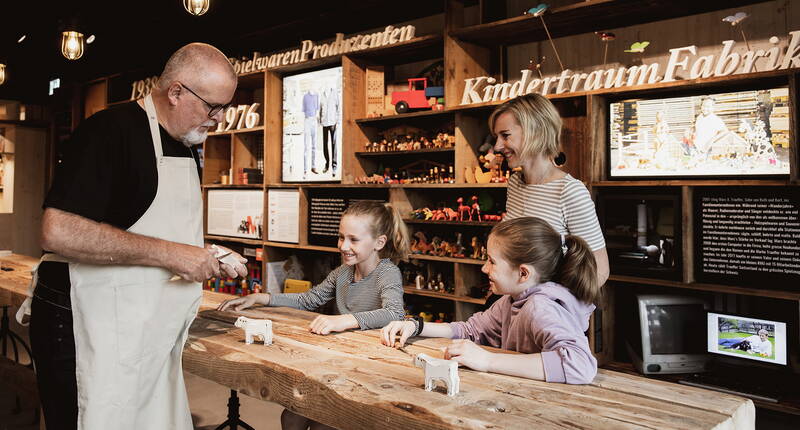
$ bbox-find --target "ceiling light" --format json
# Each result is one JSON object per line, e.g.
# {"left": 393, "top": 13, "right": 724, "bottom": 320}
{"left": 86, "top": 34, "right": 96, "bottom": 44}
{"left": 183, "top": 0, "right": 210, "bottom": 16}
{"left": 0, "top": 64, "right": 6, "bottom": 85}
{"left": 17, "top": 35, "right": 26, "bottom": 43}
{"left": 61, "top": 31, "right": 84, "bottom": 60}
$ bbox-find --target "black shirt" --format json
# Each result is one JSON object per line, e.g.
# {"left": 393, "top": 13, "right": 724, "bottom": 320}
{"left": 39, "top": 101, "right": 201, "bottom": 294}
{"left": 44, "top": 101, "right": 201, "bottom": 230}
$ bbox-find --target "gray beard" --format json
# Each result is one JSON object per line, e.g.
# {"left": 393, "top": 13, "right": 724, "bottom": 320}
{"left": 180, "top": 127, "right": 208, "bottom": 146}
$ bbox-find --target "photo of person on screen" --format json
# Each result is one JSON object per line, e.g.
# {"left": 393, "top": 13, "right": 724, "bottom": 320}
{"left": 718, "top": 327, "right": 774, "bottom": 358}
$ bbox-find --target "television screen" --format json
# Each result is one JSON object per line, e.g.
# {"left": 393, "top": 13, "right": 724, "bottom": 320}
{"left": 707, "top": 312, "right": 787, "bottom": 366}
{"left": 609, "top": 87, "right": 790, "bottom": 177}
{"left": 282, "top": 66, "right": 343, "bottom": 182}
{"left": 646, "top": 304, "right": 706, "bottom": 354}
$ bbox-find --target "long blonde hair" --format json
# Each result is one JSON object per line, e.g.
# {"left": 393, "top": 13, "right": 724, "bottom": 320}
{"left": 490, "top": 217, "right": 599, "bottom": 304}
{"left": 343, "top": 201, "right": 410, "bottom": 262}
{"left": 488, "top": 93, "right": 562, "bottom": 161}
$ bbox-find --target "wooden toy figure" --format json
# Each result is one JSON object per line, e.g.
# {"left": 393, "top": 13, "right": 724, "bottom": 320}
{"left": 470, "top": 237, "right": 482, "bottom": 260}
{"left": 457, "top": 197, "right": 471, "bottom": 221}
{"left": 470, "top": 196, "right": 481, "bottom": 222}
{"left": 414, "top": 353, "right": 460, "bottom": 397}
{"left": 234, "top": 316, "right": 273, "bottom": 346}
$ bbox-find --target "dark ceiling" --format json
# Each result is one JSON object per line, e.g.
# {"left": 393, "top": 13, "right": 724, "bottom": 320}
{"left": 0, "top": 0, "right": 444, "bottom": 102}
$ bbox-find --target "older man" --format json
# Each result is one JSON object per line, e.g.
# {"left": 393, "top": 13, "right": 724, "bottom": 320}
{"left": 20, "top": 43, "right": 245, "bottom": 430}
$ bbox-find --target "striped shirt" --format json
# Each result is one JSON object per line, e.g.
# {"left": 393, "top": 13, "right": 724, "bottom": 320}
{"left": 505, "top": 173, "right": 606, "bottom": 251}
{"left": 268, "top": 258, "right": 405, "bottom": 330}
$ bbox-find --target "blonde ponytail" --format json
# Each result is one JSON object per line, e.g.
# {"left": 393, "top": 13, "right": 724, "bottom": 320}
{"left": 343, "top": 201, "right": 410, "bottom": 263}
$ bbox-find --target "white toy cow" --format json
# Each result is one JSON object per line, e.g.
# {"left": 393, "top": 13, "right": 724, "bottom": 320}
{"left": 413, "top": 353, "right": 459, "bottom": 397}
{"left": 234, "top": 316, "right": 273, "bottom": 346}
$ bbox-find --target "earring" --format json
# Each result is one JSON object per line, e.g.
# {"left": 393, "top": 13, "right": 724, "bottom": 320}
{"left": 554, "top": 152, "right": 567, "bottom": 167}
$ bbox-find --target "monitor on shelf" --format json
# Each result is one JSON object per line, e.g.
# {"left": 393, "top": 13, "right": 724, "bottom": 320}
{"left": 627, "top": 294, "right": 709, "bottom": 375}
{"left": 707, "top": 311, "right": 788, "bottom": 367}
{"left": 608, "top": 86, "right": 790, "bottom": 178}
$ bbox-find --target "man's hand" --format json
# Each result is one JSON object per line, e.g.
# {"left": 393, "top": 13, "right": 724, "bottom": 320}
{"left": 444, "top": 339, "right": 493, "bottom": 372}
{"left": 209, "top": 244, "right": 247, "bottom": 278}
{"left": 308, "top": 314, "right": 358, "bottom": 335}
{"left": 169, "top": 243, "right": 221, "bottom": 282}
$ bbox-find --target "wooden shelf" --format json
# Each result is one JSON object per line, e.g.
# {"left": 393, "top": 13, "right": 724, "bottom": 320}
{"left": 294, "top": 183, "right": 507, "bottom": 189}
{"left": 355, "top": 147, "right": 454, "bottom": 157}
{"left": 264, "top": 241, "right": 340, "bottom": 253}
{"left": 355, "top": 109, "right": 453, "bottom": 125}
{"left": 409, "top": 254, "right": 486, "bottom": 266}
{"left": 403, "top": 286, "right": 486, "bottom": 304}
{"left": 592, "top": 180, "right": 792, "bottom": 187}
{"left": 448, "top": 0, "right": 771, "bottom": 47}
{"left": 404, "top": 219, "right": 498, "bottom": 227}
{"left": 348, "top": 34, "right": 443, "bottom": 65}
{"left": 204, "top": 235, "right": 263, "bottom": 246}
{"left": 202, "top": 184, "right": 263, "bottom": 189}
{"left": 208, "top": 126, "right": 265, "bottom": 136}
{"left": 607, "top": 274, "right": 800, "bottom": 301}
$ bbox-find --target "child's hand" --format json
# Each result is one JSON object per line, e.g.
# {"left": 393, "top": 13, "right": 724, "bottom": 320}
{"left": 217, "top": 293, "right": 269, "bottom": 312}
{"left": 444, "top": 339, "right": 492, "bottom": 372}
{"left": 309, "top": 314, "right": 357, "bottom": 335}
{"left": 381, "top": 320, "right": 416, "bottom": 347}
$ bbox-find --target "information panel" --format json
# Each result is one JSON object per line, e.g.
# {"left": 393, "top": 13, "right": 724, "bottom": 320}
{"left": 307, "top": 189, "right": 388, "bottom": 247}
{"left": 694, "top": 187, "right": 800, "bottom": 290}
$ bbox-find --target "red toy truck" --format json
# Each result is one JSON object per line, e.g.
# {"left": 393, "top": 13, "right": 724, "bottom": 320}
{"left": 391, "top": 78, "right": 444, "bottom": 113}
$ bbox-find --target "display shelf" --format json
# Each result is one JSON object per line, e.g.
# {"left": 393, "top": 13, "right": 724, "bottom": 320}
{"left": 607, "top": 275, "right": 800, "bottom": 301}
{"left": 403, "top": 219, "right": 498, "bottom": 227}
{"left": 202, "top": 184, "right": 263, "bottom": 189}
{"left": 403, "top": 285, "right": 486, "bottom": 305}
{"left": 290, "top": 183, "right": 506, "bottom": 189}
{"left": 348, "top": 33, "right": 443, "bottom": 65}
{"left": 355, "top": 147, "right": 454, "bottom": 157}
{"left": 204, "top": 234, "right": 263, "bottom": 246}
{"left": 208, "top": 125, "right": 265, "bottom": 136}
{"left": 592, "top": 180, "right": 792, "bottom": 187}
{"left": 264, "top": 241, "right": 339, "bottom": 254}
{"left": 448, "top": 0, "right": 769, "bottom": 47}
{"left": 355, "top": 109, "right": 453, "bottom": 125}
{"left": 409, "top": 254, "right": 486, "bottom": 266}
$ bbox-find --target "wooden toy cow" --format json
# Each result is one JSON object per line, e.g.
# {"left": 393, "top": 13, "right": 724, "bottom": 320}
{"left": 413, "top": 353, "right": 459, "bottom": 396}
{"left": 234, "top": 316, "right": 273, "bottom": 346}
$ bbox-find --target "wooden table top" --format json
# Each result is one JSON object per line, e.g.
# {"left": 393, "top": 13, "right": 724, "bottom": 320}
{"left": 1, "top": 254, "right": 754, "bottom": 430}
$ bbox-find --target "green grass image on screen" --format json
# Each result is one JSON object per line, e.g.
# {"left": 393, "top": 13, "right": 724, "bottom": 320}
{"left": 717, "top": 331, "right": 776, "bottom": 360}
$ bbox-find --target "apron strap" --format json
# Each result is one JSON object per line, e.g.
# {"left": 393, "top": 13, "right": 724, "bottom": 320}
{"left": 15, "top": 253, "right": 70, "bottom": 326}
{"left": 143, "top": 94, "right": 164, "bottom": 159}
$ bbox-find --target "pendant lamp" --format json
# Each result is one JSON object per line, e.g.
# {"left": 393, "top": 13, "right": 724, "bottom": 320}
{"left": 61, "top": 31, "right": 84, "bottom": 60}
{"left": 184, "top": 0, "right": 210, "bottom": 16}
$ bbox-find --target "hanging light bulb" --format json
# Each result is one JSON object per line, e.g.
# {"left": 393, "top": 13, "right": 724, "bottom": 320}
{"left": 0, "top": 64, "right": 6, "bottom": 85}
{"left": 61, "top": 31, "right": 85, "bottom": 60}
{"left": 183, "top": 0, "right": 210, "bottom": 16}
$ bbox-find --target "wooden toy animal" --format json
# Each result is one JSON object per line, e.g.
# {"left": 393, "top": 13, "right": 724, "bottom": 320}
{"left": 413, "top": 353, "right": 459, "bottom": 397}
{"left": 443, "top": 207, "right": 459, "bottom": 221}
{"left": 470, "top": 196, "right": 481, "bottom": 222}
{"left": 235, "top": 316, "right": 273, "bottom": 346}
{"left": 457, "top": 197, "right": 472, "bottom": 221}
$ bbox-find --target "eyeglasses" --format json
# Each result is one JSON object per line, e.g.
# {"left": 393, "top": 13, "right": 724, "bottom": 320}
{"left": 179, "top": 82, "right": 231, "bottom": 118}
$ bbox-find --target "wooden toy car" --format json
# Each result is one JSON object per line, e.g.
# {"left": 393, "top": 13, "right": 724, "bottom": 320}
{"left": 391, "top": 78, "right": 444, "bottom": 113}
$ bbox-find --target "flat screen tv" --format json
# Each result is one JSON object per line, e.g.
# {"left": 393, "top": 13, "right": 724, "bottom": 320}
{"left": 627, "top": 294, "right": 709, "bottom": 375}
{"left": 282, "top": 66, "right": 343, "bottom": 182}
{"left": 609, "top": 87, "right": 790, "bottom": 178}
{"left": 707, "top": 311, "right": 788, "bottom": 366}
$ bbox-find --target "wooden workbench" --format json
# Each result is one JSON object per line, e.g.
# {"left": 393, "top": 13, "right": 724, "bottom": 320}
{"left": 0, "top": 254, "right": 755, "bottom": 429}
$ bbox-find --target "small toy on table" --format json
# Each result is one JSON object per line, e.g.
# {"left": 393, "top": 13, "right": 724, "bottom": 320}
{"left": 414, "top": 353, "right": 460, "bottom": 397}
{"left": 234, "top": 316, "right": 273, "bottom": 346}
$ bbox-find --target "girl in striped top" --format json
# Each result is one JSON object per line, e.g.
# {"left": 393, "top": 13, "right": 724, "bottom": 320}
{"left": 218, "top": 200, "right": 409, "bottom": 334}
{"left": 489, "top": 93, "right": 609, "bottom": 285}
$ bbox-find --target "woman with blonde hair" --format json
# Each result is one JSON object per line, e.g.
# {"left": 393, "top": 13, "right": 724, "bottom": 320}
{"left": 489, "top": 93, "right": 609, "bottom": 285}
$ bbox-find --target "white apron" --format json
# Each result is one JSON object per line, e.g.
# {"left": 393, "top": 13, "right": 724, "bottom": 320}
{"left": 20, "top": 94, "right": 203, "bottom": 429}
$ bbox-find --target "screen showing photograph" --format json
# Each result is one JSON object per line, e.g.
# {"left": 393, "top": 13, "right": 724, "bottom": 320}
{"left": 207, "top": 189, "right": 263, "bottom": 240}
{"left": 282, "top": 66, "right": 342, "bottom": 182}
{"left": 707, "top": 312, "right": 787, "bottom": 365}
{"left": 609, "top": 87, "right": 790, "bottom": 177}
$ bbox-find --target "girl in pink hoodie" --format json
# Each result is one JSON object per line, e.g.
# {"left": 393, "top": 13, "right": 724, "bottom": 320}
{"left": 382, "top": 216, "right": 601, "bottom": 384}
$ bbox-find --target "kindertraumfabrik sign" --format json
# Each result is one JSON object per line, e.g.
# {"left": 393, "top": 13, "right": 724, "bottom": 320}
{"left": 460, "top": 30, "right": 800, "bottom": 105}
{"left": 229, "top": 25, "right": 416, "bottom": 74}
